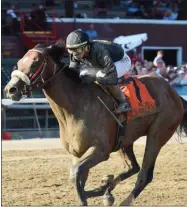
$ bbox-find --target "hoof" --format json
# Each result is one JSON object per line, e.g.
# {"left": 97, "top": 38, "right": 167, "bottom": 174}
{"left": 103, "top": 193, "right": 115, "bottom": 206}
{"left": 119, "top": 193, "right": 135, "bottom": 206}
{"left": 101, "top": 175, "right": 114, "bottom": 187}
{"left": 79, "top": 201, "right": 87, "bottom": 206}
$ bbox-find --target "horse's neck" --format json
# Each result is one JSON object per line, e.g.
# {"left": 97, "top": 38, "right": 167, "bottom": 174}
{"left": 43, "top": 72, "right": 89, "bottom": 126}
{"left": 43, "top": 71, "right": 113, "bottom": 130}
{"left": 44, "top": 71, "right": 73, "bottom": 104}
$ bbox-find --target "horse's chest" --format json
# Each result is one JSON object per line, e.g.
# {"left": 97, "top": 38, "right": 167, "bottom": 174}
{"left": 60, "top": 122, "right": 89, "bottom": 157}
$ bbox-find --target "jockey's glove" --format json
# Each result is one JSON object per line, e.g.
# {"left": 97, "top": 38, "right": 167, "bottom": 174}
{"left": 96, "top": 70, "right": 118, "bottom": 85}
{"left": 79, "top": 69, "right": 96, "bottom": 84}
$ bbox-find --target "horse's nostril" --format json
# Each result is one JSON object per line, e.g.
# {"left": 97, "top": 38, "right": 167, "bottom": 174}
{"left": 9, "top": 87, "right": 18, "bottom": 94}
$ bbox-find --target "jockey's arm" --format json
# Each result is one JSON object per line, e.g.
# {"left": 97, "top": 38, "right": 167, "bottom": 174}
{"left": 95, "top": 44, "right": 118, "bottom": 85}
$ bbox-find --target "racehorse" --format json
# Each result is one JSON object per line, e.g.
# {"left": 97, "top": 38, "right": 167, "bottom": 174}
{"left": 5, "top": 42, "right": 187, "bottom": 206}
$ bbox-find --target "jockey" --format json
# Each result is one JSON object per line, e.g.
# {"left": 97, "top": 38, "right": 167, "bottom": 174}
{"left": 66, "top": 30, "right": 131, "bottom": 113}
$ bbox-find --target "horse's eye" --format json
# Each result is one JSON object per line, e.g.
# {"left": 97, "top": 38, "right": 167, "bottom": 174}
{"left": 33, "top": 58, "right": 39, "bottom": 62}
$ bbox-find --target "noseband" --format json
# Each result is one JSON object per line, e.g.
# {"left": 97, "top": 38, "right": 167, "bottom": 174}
{"left": 11, "top": 48, "right": 62, "bottom": 88}
{"left": 10, "top": 48, "right": 64, "bottom": 97}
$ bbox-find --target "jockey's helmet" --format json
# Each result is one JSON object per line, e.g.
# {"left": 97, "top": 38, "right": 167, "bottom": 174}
{"left": 66, "top": 30, "right": 89, "bottom": 56}
{"left": 66, "top": 30, "right": 89, "bottom": 49}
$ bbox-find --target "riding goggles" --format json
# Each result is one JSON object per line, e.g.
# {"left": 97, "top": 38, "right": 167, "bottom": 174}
{"left": 67, "top": 46, "right": 85, "bottom": 55}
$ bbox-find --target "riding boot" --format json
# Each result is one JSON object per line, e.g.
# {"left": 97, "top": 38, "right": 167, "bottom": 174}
{"left": 107, "top": 85, "right": 131, "bottom": 113}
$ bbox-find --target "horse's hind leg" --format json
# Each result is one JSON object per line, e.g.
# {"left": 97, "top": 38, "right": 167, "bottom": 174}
{"left": 103, "top": 144, "right": 140, "bottom": 206}
{"left": 119, "top": 120, "right": 177, "bottom": 206}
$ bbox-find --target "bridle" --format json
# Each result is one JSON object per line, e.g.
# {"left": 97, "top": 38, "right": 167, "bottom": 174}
{"left": 27, "top": 48, "right": 59, "bottom": 87}
{"left": 11, "top": 48, "right": 65, "bottom": 96}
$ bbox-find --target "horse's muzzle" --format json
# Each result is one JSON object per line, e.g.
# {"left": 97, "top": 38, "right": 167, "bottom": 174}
{"left": 5, "top": 77, "right": 28, "bottom": 101}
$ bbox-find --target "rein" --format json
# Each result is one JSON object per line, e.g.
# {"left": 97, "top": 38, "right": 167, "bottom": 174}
{"left": 11, "top": 48, "right": 66, "bottom": 97}
{"left": 38, "top": 65, "right": 66, "bottom": 88}
{"left": 28, "top": 49, "right": 65, "bottom": 88}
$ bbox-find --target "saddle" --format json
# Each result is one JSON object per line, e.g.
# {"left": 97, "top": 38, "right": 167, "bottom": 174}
{"left": 120, "top": 75, "right": 157, "bottom": 123}
{"left": 98, "top": 75, "right": 157, "bottom": 152}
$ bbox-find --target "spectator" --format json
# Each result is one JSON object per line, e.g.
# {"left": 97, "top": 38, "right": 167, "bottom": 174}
{"left": 126, "top": 1, "right": 147, "bottom": 18}
{"left": 128, "top": 50, "right": 143, "bottom": 65}
{"left": 168, "top": 69, "right": 178, "bottom": 81}
{"left": 30, "top": 4, "right": 47, "bottom": 30}
{"left": 126, "top": 2, "right": 139, "bottom": 17}
{"left": 30, "top": 3, "right": 39, "bottom": 30}
{"left": 138, "top": 0, "right": 153, "bottom": 18}
{"left": 6, "top": 4, "right": 19, "bottom": 35}
{"left": 163, "top": 3, "right": 179, "bottom": 20}
{"left": 65, "top": 0, "right": 74, "bottom": 17}
{"left": 140, "top": 67, "right": 149, "bottom": 75}
{"left": 154, "top": 58, "right": 168, "bottom": 81}
{"left": 37, "top": 5, "right": 47, "bottom": 30}
{"left": 177, "top": 0, "right": 187, "bottom": 20}
{"left": 129, "top": 66, "right": 138, "bottom": 75}
{"left": 95, "top": 0, "right": 108, "bottom": 18}
{"left": 2, "top": 9, "right": 8, "bottom": 35}
{"left": 6, "top": 4, "right": 17, "bottom": 19}
{"left": 169, "top": 69, "right": 185, "bottom": 86}
{"left": 134, "top": 61, "right": 143, "bottom": 74}
{"left": 120, "top": 0, "right": 133, "bottom": 9}
{"left": 181, "top": 67, "right": 187, "bottom": 85}
{"left": 177, "top": 66, "right": 187, "bottom": 85}
{"left": 85, "top": 24, "right": 98, "bottom": 39}
{"left": 45, "top": 0, "right": 54, "bottom": 8}
{"left": 153, "top": 50, "right": 165, "bottom": 67}
{"left": 76, "top": 13, "right": 88, "bottom": 18}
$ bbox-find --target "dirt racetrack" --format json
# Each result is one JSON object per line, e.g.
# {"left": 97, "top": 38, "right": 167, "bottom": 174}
{"left": 2, "top": 135, "right": 187, "bottom": 206}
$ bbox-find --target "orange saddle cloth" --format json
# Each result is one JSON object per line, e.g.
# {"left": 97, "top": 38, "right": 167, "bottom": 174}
{"left": 120, "top": 76, "right": 157, "bottom": 123}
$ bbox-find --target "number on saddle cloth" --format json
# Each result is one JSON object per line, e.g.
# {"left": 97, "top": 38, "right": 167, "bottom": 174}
{"left": 120, "top": 77, "right": 157, "bottom": 122}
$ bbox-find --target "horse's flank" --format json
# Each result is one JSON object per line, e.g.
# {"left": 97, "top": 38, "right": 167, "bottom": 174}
{"left": 43, "top": 68, "right": 183, "bottom": 157}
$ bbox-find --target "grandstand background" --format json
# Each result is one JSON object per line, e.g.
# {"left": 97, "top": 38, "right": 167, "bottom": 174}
{"left": 2, "top": 0, "right": 187, "bottom": 138}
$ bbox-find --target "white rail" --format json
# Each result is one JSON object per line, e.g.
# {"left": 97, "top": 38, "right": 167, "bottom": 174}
{"left": 2, "top": 95, "right": 187, "bottom": 133}
{"left": 2, "top": 98, "right": 51, "bottom": 134}
{"left": 2, "top": 96, "right": 187, "bottom": 107}
{"left": 2, "top": 98, "right": 48, "bottom": 106}
{"left": 46, "top": 18, "right": 187, "bottom": 25}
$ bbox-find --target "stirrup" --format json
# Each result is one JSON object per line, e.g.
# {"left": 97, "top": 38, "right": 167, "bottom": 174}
{"left": 115, "top": 102, "right": 131, "bottom": 114}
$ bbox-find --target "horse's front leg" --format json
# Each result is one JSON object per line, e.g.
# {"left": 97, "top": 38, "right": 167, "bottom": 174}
{"left": 70, "top": 155, "right": 89, "bottom": 192}
{"left": 71, "top": 146, "right": 109, "bottom": 206}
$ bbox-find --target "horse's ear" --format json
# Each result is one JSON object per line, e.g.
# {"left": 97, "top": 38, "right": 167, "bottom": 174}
{"left": 54, "top": 38, "right": 65, "bottom": 48}
{"left": 45, "top": 40, "right": 66, "bottom": 63}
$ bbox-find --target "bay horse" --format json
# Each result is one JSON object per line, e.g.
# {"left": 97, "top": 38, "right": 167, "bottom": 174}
{"left": 5, "top": 42, "right": 187, "bottom": 206}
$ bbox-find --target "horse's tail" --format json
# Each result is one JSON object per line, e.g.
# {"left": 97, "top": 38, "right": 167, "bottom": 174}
{"left": 179, "top": 96, "right": 187, "bottom": 136}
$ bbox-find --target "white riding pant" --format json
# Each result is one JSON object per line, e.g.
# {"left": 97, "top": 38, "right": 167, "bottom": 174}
{"left": 114, "top": 53, "right": 131, "bottom": 78}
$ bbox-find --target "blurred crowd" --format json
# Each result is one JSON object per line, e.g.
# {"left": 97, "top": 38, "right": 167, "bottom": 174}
{"left": 2, "top": 3, "right": 48, "bottom": 35}
{"left": 83, "top": 0, "right": 187, "bottom": 19}
{"left": 2, "top": 0, "right": 187, "bottom": 36}
{"left": 2, "top": 4, "right": 20, "bottom": 35}
{"left": 117, "top": 0, "right": 187, "bottom": 20}
{"left": 128, "top": 50, "right": 187, "bottom": 86}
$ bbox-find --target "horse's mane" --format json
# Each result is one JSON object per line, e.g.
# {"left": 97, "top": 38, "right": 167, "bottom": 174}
{"left": 34, "top": 41, "right": 83, "bottom": 84}
{"left": 63, "top": 67, "right": 83, "bottom": 84}
{"left": 33, "top": 40, "right": 101, "bottom": 85}
{"left": 34, "top": 38, "right": 66, "bottom": 63}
